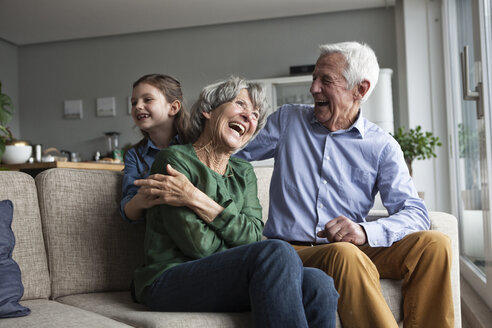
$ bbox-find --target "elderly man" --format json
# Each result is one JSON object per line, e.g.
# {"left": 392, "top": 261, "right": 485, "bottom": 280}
{"left": 236, "top": 42, "right": 453, "bottom": 328}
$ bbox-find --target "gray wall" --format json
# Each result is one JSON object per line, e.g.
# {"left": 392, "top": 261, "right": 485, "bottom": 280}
{"left": 18, "top": 8, "right": 397, "bottom": 160}
{"left": 0, "top": 39, "right": 19, "bottom": 138}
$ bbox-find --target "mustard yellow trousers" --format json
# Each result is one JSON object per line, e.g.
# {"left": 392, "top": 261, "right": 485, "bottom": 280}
{"left": 291, "top": 231, "right": 454, "bottom": 328}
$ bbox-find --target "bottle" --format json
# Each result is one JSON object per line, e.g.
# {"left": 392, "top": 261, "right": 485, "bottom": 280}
{"left": 34, "top": 144, "right": 42, "bottom": 162}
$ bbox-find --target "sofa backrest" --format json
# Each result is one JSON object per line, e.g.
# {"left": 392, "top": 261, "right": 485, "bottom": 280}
{"left": 252, "top": 166, "right": 273, "bottom": 223}
{"left": 35, "top": 168, "right": 145, "bottom": 299}
{"left": 33, "top": 166, "right": 273, "bottom": 299}
{"left": 0, "top": 171, "right": 51, "bottom": 300}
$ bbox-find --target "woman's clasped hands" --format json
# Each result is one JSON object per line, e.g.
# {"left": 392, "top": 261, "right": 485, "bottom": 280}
{"left": 133, "top": 164, "right": 195, "bottom": 208}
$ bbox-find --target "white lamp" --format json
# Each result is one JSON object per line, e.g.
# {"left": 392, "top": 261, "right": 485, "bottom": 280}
{"left": 362, "top": 68, "right": 394, "bottom": 134}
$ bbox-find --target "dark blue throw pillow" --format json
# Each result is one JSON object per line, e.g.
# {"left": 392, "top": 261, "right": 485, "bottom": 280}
{"left": 0, "top": 199, "right": 30, "bottom": 318}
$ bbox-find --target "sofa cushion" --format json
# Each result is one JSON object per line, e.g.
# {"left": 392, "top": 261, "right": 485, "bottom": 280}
{"left": 0, "top": 200, "right": 30, "bottom": 318}
{"left": 0, "top": 299, "right": 132, "bottom": 327}
{"left": 35, "top": 169, "right": 145, "bottom": 298}
{"left": 57, "top": 291, "right": 253, "bottom": 328}
{"left": 0, "top": 172, "right": 51, "bottom": 301}
{"left": 380, "top": 279, "right": 402, "bottom": 322}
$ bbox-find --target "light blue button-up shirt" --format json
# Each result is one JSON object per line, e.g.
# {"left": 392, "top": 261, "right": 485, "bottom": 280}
{"left": 236, "top": 104, "right": 429, "bottom": 247}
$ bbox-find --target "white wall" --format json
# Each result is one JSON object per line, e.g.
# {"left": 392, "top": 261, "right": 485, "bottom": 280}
{"left": 395, "top": 0, "right": 451, "bottom": 212}
{"left": 0, "top": 39, "right": 19, "bottom": 137}
{"left": 17, "top": 8, "right": 397, "bottom": 161}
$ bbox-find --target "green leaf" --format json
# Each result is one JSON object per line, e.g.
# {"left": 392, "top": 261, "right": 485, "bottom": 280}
{"left": 0, "top": 80, "right": 15, "bottom": 140}
{"left": 0, "top": 142, "right": 5, "bottom": 160}
{"left": 391, "top": 125, "right": 442, "bottom": 168}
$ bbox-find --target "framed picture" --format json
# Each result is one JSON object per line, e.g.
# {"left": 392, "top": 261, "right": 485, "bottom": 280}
{"left": 63, "top": 100, "right": 83, "bottom": 119}
{"left": 97, "top": 97, "right": 116, "bottom": 117}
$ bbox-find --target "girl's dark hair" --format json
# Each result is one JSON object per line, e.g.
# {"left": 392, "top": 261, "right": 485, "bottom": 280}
{"left": 128, "top": 74, "right": 192, "bottom": 176}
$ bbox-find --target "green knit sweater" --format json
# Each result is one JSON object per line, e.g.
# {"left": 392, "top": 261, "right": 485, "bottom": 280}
{"left": 133, "top": 144, "right": 264, "bottom": 303}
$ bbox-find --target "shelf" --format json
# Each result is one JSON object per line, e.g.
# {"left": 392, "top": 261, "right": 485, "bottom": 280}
{"left": 0, "top": 161, "right": 124, "bottom": 175}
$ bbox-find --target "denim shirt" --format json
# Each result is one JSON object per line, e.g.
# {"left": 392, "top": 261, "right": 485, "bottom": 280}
{"left": 236, "top": 104, "right": 429, "bottom": 247}
{"left": 120, "top": 138, "right": 161, "bottom": 222}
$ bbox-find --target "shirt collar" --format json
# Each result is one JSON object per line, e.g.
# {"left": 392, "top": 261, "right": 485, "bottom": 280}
{"left": 141, "top": 135, "right": 182, "bottom": 157}
{"left": 140, "top": 138, "right": 160, "bottom": 157}
{"left": 309, "top": 109, "right": 365, "bottom": 138}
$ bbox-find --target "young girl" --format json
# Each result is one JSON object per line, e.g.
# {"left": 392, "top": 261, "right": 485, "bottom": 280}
{"left": 120, "top": 74, "right": 192, "bottom": 222}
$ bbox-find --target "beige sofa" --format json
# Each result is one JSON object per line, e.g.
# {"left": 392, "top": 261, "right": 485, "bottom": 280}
{"left": 0, "top": 167, "right": 461, "bottom": 327}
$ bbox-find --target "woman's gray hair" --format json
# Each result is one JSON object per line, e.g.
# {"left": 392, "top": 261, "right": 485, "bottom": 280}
{"left": 189, "top": 76, "right": 269, "bottom": 142}
{"left": 319, "top": 41, "right": 380, "bottom": 103}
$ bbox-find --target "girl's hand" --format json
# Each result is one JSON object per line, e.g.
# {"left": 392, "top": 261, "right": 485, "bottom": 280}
{"left": 134, "top": 164, "right": 196, "bottom": 208}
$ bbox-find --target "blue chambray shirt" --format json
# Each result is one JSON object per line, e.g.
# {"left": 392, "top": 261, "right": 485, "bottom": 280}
{"left": 236, "top": 104, "right": 429, "bottom": 247}
{"left": 120, "top": 138, "right": 161, "bottom": 222}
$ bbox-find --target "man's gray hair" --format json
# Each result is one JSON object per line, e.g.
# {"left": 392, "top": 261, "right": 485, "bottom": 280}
{"left": 189, "top": 76, "right": 269, "bottom": 142}
{"left": 319, "top": 41, "right": 380, "bottom": 103}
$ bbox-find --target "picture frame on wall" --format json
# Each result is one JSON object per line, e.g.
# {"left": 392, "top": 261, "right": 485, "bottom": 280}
{"left": 97, "top": 97, "right": 116, "bottom": 117}
{"left": 63, "top": 99, "right": 83, "bottom": 119}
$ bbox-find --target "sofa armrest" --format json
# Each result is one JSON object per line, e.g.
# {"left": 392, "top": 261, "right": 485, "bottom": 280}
{"left": 366, "top": 210, "right": 461, "bottom": 327}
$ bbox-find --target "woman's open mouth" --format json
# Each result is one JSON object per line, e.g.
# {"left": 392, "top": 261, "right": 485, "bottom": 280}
{"left": 229, "top": 122, "right": 246, "bottom": 136}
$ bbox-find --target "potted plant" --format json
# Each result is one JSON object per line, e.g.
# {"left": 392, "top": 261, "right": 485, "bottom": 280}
{"left": 391, "top": 125, "right": 442, "bottom": 177}
{"left": 0, "top": 81, "right": 32, "bottom": 164}
{"left": 0, "top": 80, "right": 15, "bottom": 160}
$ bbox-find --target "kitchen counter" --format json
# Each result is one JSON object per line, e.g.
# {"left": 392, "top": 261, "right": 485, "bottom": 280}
{"left": 0, "top": 161, "right": 124, "bottom": 176}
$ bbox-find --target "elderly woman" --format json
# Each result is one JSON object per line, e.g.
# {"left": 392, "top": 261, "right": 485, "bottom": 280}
{"left": 132, "top": 77, "right": 338, "bottom": 327}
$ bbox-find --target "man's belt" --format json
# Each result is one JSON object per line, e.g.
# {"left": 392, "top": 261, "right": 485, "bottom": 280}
{"left": 288, "top": 241, "right": 328, "bottom": 247}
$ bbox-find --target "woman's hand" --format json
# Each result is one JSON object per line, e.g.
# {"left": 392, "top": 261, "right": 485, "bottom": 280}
{"left": 134, "top": 164, "right": 196, "bottom": 208}
{"left": 135, "top": 164, "right": 223, "bottom": 223}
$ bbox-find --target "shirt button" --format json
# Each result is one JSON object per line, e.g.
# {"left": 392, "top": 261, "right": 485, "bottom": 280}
{"left": 322, "top": 179, "right": 327, "bottom": 184}
{"left": 325, "top": 156, "right": 331, "bottom": 161}
{"left": 319, "top": 204, "right": 324, "bottom": 209}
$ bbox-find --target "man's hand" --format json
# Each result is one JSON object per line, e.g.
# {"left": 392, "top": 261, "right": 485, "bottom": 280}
{"left": 317, "top": 216, "right": 367, "bottom": 245}
{"left": 133, "top": 164, "right": 196, "bottom": 208}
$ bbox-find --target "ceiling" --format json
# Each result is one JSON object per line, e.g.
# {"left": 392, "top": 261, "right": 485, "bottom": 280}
{"left": 0, "top": 0, "right": 394, "bottom": 46}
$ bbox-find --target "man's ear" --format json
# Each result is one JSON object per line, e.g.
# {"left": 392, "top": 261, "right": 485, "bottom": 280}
{"left": 168, "top": 100, "right": 181, "bottom": 117}
{"left": 354, "top": 80, "right": 370, "bottom": 100}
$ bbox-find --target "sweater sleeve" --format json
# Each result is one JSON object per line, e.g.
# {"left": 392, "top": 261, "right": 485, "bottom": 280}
{"left": 207, "top": 164, "right": 264, "bottom": 247}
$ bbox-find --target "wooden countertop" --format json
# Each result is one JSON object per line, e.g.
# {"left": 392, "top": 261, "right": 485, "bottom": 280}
{"left": 1, "top": 161, "right": 124, "bottom": 172}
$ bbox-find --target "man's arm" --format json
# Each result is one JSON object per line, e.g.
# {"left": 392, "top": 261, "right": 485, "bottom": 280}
{"left": 235, "top": 106, "right": 283, "bottom": 161}
{"left": 359, "top": 141, "right": 430, "bottom": 247}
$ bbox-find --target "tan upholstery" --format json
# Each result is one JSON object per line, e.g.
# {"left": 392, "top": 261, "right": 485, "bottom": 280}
{"left": 0, "top": 168, "right": 461, "bottom": 327}
{"left": 0, "top": 171, "right": 50, "bottom": 301}
{"left": 0, "top": 299, "right": 132, "bottom": 327}
{"left": 35, "top": 168, "right": 145, "bottom": 299}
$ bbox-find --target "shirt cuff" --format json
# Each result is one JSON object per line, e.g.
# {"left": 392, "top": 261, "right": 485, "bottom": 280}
{"left": 119, "top": 196, "right": 140, "bottom": 224}
{"left": 207, "top": 199, "right": 236, "bottom": 231}
{"left": 359, "top": 221, "right": 389, "bottom": 247}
